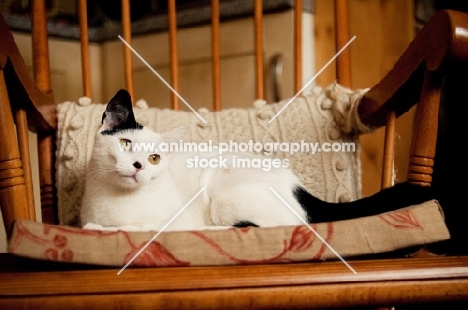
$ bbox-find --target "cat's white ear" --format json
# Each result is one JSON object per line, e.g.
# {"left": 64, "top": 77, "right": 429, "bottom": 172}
{"left": 162, "top": 126, "right": 191, "bottom": 143}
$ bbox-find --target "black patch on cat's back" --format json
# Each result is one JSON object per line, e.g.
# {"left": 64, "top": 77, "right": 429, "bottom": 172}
{"left": 233, "top": 221, "right": 259, "bottom": 228}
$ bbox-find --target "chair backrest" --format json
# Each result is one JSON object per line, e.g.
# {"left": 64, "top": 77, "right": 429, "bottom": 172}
{"left": 1, "top": 1, "right": 467, "bottom": 238}
{"left": 0, "top": 0, "right": 319, "bottom": 232}
{"left": 3, "top": 0, "right": 338, "bottom": 229}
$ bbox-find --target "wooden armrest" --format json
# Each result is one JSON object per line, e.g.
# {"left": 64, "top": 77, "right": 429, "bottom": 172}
{"left": 356, "top": 9, "right": 468, "bottom": 187}
{"left": 358, "top": 10, "right": 468, "bottom": 127}
{"left": 0, "top": 13, "right": 55, "bottom": 132}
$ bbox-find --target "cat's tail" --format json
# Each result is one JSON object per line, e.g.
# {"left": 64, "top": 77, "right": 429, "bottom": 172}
{"left": 294, "top": 182, "right": 435, "bottom": 224}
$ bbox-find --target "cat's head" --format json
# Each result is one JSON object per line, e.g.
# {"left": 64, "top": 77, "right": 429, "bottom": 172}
{"left": 91, "top": 89, "right": 189, "bottom": 190}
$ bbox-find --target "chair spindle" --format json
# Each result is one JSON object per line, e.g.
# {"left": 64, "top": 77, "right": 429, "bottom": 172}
{"left": 294, "top": 0, "right": 303, "bottom": 93}
{"left": 211, "top": 0, "right": 221, "bottom": 111}
{"left": 78, "top": 0, "right": 92, "bottom": 98}
{"left": 121, "top": 0, "right": 134, "bottom": 101}
{"left": 168, "top": 0, "right": 180, "bottom": 110}
{"left": 254, "top": 0, "right": 264, "bottom": 100}
{"left": 31, "top": 0, "right": 57, "bottom": 224}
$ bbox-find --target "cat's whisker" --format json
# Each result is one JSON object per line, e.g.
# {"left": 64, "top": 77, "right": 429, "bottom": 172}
{"left": 83, "top": 168, "right": 121, "bottom": 185}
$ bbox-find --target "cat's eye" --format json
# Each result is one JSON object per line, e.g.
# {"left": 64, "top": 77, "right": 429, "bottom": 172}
{"left": 119, "top": 139, "right": 132, "bottom": 151}
{"left": 148, "top": 154, "right": 160, "bottom": 165}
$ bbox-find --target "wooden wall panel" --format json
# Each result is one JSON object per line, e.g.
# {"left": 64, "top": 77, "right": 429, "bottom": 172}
{"left": 314, "top": 0, "right": 336, "bottom": 87}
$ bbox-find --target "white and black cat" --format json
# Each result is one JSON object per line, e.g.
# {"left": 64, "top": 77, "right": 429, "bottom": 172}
{"left": 81, "top": 89, "right": 434, "bottom": 231}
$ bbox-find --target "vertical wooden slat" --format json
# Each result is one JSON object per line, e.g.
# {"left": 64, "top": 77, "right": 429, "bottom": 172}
{"left": 121, "top": 0, "right": 134, "bottom": 101}
{"left": 78, "top": 0, "right": 92, "bottom": 98}
{"left": 381, "top": 111, "right": 396, "bottom": 188}
{"left": 254, "top": 0, "right": 264, "bottom": 100}
{"left": 31, "top": 0, "right": 57, "bottom": 224}
{"left": 168, "top": 0, "right": 180, "bottom": 110}
{"left": 377, "top": 0, "right": 396, "bottom": 188}
{"left": 211, "top": 0, "right": 221, "bottom": 111}
{"left": 294, "top": 0, "right": 302, "bottom": 93}
{"left": 37, "top": 132, "right": 57, "bottom": 224}
{"left": 382, "top": 102, "right": 397, "bottom": 187}
{"left": 14, "top": 110, "right": 36, "bottom": 220}
{"left": 31, "top": 0, "right": 51, "bottom": 93}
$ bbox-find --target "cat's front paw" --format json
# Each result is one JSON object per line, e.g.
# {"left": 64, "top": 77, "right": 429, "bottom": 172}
{"left": 82, "top": 222, "right": 160, "bottom": 232}
{"left": 116, "top": 224, "right": 158, "bottom": 231}
{"left": 82, "top": 222, "right": 105, "bottom": 230}
{"left": 197, "top": 225, "right": 232, "bottom": 231}
{"left": 82, "top": 223, "right": 120, "bottom": 231}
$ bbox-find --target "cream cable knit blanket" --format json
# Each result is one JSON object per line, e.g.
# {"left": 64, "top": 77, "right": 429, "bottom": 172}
{"left": 56, "top": 83, "right": 369, "bottom": 226}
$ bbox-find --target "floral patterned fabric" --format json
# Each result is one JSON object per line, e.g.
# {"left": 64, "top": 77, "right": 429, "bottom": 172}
{"left": 9, "top": 200, "right": 449, "bottom": 267}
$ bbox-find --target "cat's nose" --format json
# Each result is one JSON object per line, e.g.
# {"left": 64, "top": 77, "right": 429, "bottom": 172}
{"left": 133, "top": 161, "right": 143, "bottom": 170}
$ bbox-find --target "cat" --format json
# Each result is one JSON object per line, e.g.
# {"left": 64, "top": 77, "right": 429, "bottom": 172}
{"left": 80, "top": 89, "right": 435, "bottom": 231}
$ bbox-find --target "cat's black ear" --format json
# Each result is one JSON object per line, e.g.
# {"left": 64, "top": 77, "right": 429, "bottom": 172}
{"left": 101, "top": 89, "right": 142, "bottom": 134}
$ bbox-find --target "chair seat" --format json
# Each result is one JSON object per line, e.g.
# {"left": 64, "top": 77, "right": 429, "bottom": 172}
{"left": 8, "top": 200, "right": 448, "bottom": 267}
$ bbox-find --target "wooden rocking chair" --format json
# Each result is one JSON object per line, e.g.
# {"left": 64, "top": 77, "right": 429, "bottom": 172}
{"left": 1, "top": 0, "right": 468, "bottom": 308}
